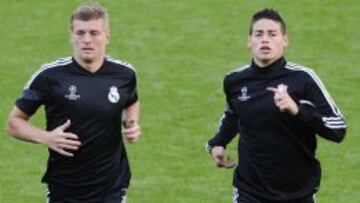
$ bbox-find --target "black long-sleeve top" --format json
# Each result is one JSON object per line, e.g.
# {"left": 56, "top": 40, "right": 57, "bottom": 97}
{"left": 208, "top": 57, "right": 346, "bottom": 201}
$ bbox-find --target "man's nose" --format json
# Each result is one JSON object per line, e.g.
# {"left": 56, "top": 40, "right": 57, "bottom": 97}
{"left": 83, "top": 33, "right": 91, "bottom": 43}
{"left": 261, "top": 35, "right": 269, "bottom": 43}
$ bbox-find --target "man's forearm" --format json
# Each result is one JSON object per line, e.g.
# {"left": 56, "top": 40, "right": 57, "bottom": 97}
{"left": 123, "top": 101, "right": 140, "bottom": 127}
{"left": 6, "top": 107, "right": 48, "bottom": 144}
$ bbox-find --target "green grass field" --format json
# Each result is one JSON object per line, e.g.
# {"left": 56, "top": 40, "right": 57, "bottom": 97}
{"left": 0, "top": 0, "right": 359, "bottom": 202}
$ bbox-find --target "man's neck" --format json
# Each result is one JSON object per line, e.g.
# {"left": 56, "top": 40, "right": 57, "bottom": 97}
{"left": 74, "top": 56, "right": 104, "bottom": 73}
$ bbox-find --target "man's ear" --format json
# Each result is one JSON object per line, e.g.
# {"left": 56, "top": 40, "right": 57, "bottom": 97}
{"left": 106, "top": 28, "right": 111, "bottom": 45}
{"left": 69, "top": 28, "right": 74, "bottom": 44}
{"left": 247, "top": 35, "right": 252, "bottom": 49}
{"left": 283, "top": 34, "right": 289, "bottom": 47}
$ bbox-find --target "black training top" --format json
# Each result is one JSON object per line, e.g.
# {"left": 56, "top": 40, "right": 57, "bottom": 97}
{"left": 16, "top": 56, "right": 138, "bottom": 200}
{"left": 208, "top": 57, "right": 346, "bottom": 201}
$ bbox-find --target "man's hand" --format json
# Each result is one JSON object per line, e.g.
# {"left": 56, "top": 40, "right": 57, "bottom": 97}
{"left": 41, "top": 119, "right": 81, "bottom": 157}
{"left": 267, "top": 84, "right": 299, "bottom": 116}
{"left": 211, "top": 146, "right": 235, "bottom": 168}
{"left": 122, "top": 120, "right": 141, "bottom": 143}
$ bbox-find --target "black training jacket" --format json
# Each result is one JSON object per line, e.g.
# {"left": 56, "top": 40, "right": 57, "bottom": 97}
{"left": 208, "top": 57, "right": 346, "bottom": 201}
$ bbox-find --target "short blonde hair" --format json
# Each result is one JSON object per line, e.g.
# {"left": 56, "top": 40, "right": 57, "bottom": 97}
{"left": 70, "top": 1, "right": 109, "bottom": 29}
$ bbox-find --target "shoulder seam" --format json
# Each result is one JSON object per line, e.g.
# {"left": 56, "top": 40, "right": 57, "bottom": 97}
{"left": 24, "top": 57, "right": 72, "bottom": 89}
{"left": 285, "top": 62, "right": 343, "bottom": 117}
{"left": 106, "top": 56, "right": 136, "bottom": 73}
{"left": 226, "top": 64, "right": 250, "bottom": 76}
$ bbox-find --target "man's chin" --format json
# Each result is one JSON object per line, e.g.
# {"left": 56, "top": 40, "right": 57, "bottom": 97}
{"left": 257, "top": 53, "right": 272, "bottom": 59}
{"left": 79, "top": 56, "right": 94, "bottom": 64}
{"left": 257, "top": 57, "right": 271, "bottom": 63}
{"left": 76, "top": 54, "right": 103, "bottom": 64}
{"left": 258, "top": 54, "right": 277, "bottom": 62}
{"left": 83, "top": 58, "right": 93, "bottom": 64}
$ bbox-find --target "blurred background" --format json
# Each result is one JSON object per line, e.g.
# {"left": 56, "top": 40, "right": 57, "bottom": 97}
{"left": 0, "top": 0, "right": 359, "bottom": 202}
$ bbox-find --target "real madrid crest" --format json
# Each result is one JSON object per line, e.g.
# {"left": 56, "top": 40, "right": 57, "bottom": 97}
{"left": 108, "top": 86, "right": 120, "bottom": 103}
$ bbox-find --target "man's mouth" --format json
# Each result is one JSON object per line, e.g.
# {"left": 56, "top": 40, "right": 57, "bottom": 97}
{"left": 260, "top": 46, "right": 271, "bottom": 51}
{"left": 82, "top": 48, "right": 94, "bottom": 51}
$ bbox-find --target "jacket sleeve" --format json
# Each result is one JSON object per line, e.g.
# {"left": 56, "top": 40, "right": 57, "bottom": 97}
{"left": 207, "top": 76, "right": 239, "bottom": 148}
{"left": 294, "top": 70, "right": 347, "bottom": 143}
{"left": 15, "top": 69, "right": 47, "bottom": 116}
{"left": 208, "top": 104, "right": 239, "bottom": 148}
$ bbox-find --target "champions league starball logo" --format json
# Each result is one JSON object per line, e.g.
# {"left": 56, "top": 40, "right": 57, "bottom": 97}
{"left": 64, "top": 85, "right": 81, "bottom": 100}
{"left": 108, "top": 86, "right": 120, "bottom": 103}
{"left": 238, "top": 86, "right": 251, "bottom": 101}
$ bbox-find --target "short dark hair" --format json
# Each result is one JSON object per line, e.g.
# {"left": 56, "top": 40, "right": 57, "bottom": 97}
{"left": 249, "top": 8, "right": 286, "bottom": 35}
{"left": 70, "top": 2, "right": 109, "bottom": 29}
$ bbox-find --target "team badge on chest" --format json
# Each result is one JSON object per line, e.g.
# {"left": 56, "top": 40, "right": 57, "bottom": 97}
{"left": 108, "top": 86, "right": 120, "bottom": 103}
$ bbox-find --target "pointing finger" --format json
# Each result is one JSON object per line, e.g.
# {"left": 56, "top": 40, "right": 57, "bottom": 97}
{"left": 267, "top": 87, "right": 278, "bottom": 93}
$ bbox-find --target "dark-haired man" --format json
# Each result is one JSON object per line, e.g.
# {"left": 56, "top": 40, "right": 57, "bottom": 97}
{"left": 6, "top": 2, "right": 139, "bottom": 203}
{"left": 206, "top": 8, "right": 346, "bottom": 203}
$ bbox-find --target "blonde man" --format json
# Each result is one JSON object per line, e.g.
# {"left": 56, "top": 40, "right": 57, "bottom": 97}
{"left": 6, "top": 2, "right": 140, "bottom": 202}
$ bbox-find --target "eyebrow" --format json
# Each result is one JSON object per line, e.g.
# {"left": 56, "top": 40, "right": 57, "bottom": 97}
{"left": 254, "top": 29, "right": 278, "bottom": 33}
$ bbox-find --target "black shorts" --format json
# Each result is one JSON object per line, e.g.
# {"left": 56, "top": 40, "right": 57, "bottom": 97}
{"left": 46, "top": 186, "right": 127, "bottom": 203}
{"left": 233, "top": 187, "right": 316, "bottom": 203}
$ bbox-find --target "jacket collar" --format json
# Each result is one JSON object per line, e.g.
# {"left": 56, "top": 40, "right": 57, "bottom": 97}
{"left": 251, "top": 56, "right": 286, "bottom": 75}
